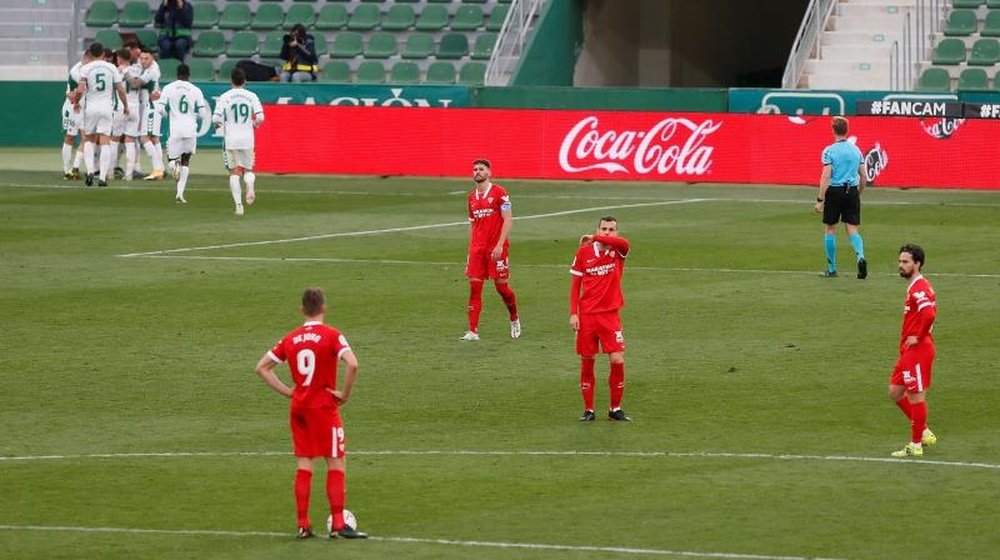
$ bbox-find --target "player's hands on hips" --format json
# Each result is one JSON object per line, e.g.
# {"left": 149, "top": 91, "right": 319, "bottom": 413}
{"left": 905, "top": 335, "right": 919, "bottom": 347}
{"left": 813, "top": 201, "right": 823, "bottom": 213}
{"left": 329, "top": 388, "right": 348, "bottom": 404}
{"left": 579, "top": 234, "right": 593, "bottom": 246}
{"left": 569, "top": 314, "right": 580, "bottom": 331}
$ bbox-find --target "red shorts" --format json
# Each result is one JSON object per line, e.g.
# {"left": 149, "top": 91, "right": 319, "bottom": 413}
{"left": 465, "top": 245, "right": 510, "bottom": 280}
{"left": 890, "top": 344, "right": 935, "bottom": 394}
{"left": 576, "top": 311, "right": 626, "bottom": 356}
{"left": 290, "top": 404, "right": 345, "bottom": 458}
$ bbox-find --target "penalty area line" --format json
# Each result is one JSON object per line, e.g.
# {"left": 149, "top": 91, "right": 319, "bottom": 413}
{"left": 0, "top": 525, "right": 842, "bottom": 560}
{"left": 116, "top": 198, "right": 707, "bottom": 258}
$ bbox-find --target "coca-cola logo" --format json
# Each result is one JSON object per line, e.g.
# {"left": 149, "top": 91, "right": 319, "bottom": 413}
{"left": 920, "top": 117, "right": 965, "bottom": 139}
{"left": 558, "top": 116, "right": 721, "bottom": 176}
{"left": 864, "top": 142, "right": 888, "bottom": 184}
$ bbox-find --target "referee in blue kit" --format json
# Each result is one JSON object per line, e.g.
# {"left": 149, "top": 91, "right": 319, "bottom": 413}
{"left": 814, "top": 116, "right": 868, "bottom": 279}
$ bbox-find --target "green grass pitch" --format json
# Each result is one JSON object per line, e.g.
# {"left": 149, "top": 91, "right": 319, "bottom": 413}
{"left": 1, "top": 149, "right": 998, "bottom": 559}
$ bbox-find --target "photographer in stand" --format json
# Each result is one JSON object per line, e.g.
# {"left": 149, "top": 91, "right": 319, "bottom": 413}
{"left": 155, "top": 0, "right": 194, "bottom": 61}
{"left": 280, "top": 24, "right": 319, "bottom": 83}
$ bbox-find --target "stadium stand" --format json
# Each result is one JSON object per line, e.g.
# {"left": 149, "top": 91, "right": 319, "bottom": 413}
{"left": 75, "top": 0, "right": 513, "bottom": 85}
{"left": 923, "top": 4, "right": 1000, "bottom": 91}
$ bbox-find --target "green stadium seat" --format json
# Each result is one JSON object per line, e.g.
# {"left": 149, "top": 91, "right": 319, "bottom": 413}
{"left": 361, "top": 0, "right": 387, "bottom": 3}
{"left": 330, "top": 31, "right": 363, "bottom": 57}
{"left": 252, "top": 4, "right": 285, "bottom": 30}
{"left": 917, "top": 67, "right": 952, "bottom": 90}
{"left": 228, "top": 32, "right": 259, "bottom": 57}
{"left": 395, "top": 0, "right": 420, "bottom": 2}
{"left": 293, "top": 0, "right": 318, "bottom": 2}
{"left": 958, "top": 67, "right": 990, "bottom": 90}
{"left": 364, "top": 32, "right": 397, "bottom": 58}
{"left": 320, "top": 61, "right": 351, "bottom": 82}
{"left": 952, "top": 0, "right": 984, "bottom": 6}
{"left": 989, "top": 0, "right": 1000, "bottom": 7}
{"left": 192, "top": 3, "right": 219, "bottom": 29}
{"left": 471, "top": 33, "right": 496, "bottom": 60}
{"left": 134, "top": 29, "right": 158, "bottom": 52}
{"left": 983, "top": 11, "right": 1000, "bottom": 36}
{"left": 425, "top": 61, "right": 456, "bottom": 83}
{"left": 86, "top": 1, "right": 117, "bottom": 27}
{"left": 261, "top": 32, "right": 284, "bottom": 58}
{"left": 158, "top": 58, "right": 181, "bottom": 83}
{"left": 93, "top": 29, "right": 122, "bottom": 50}
{"left": 451, "top": 5, "right": 484, "bottom": 30}
{"left": 437, "top": 33, "right": 469, "bottom": 59}
{"left": 389, "top": 61, "right": 421, "bottom": 83}
{"left": 402, "top": 33, "right": 434, "bottom": 59}
{"left": 382, "top": 4, "right": 415, "bottom": 30}
{"left": 415, "top": 5, "right": 448, "bottom": 31}
{"left": 459, "top": 62, "right": 486, "bottom": 85}
{"left": 498, "top": 0, "right": 512, "bottom": 3}
{"left": 316, "top": 5, "right": 348, "bottom": 30}
{"left": 218, "top": 58, "right": 239, "bottom": 82}
{"left": 933, "top": 38, "right": 967, "bottom": 64}
{"left": 969, "top": 38, "right": 1000, "bottom": 64}
{"left": 487, "top": 4, "right": 509, "bottom": 31}
{"left": 187, "top": 59, "right": 215, "bottom": 82}
{"left": 355, "top": 61, "right": 386, "bottom": 83}
{"left": 312, "top": 34, "right": 328, "bottom": 56}
{"left": 119, "top": 1, "right": 151, "bottom": 28}
{"left": 348, "top": 4, "right": 381, "bottom": 30}
{"left": 219, "top": 4, "right": 252, "bottom": 30}
{"left": 944, "top": 10, "right": 977, "bottom": 36}
{"left": 427, "top": 0, "right": 451, "bottom": 3}
{"left": 284, "top": 5, "right": 315, "bottom": 29}
{"left": 463, "top": 0, "right": 488, "bottom": 3}
{"left": 193, "top": 31, "right": 225, "bottom": 57}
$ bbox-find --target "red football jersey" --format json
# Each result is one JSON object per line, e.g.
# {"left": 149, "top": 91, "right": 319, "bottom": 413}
{"left": 901, "top": 275, "right": 936, "bottom": 350}
{"left": 468, "top": 183, "right": 511, "bottom": 249}
{"left": 570, "top": 237, "right": 629, "bottom": 314}
{"left": 268, "top": 321, "right": 352, "bottom": 408}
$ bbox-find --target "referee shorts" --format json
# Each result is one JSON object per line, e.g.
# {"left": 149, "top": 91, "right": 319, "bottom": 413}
{"left": 823, "top": 187, "right": 861, "bottom": 226}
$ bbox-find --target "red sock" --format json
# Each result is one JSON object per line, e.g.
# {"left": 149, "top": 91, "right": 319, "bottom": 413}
{"left": 910, "top": 401, "right": 927, "bottom": 444}
{"left": 327, "top": 469, "right": 346, "bottom": 531}
{"left": 580, "top": 357, "right": 595, "bottom": 411}
{"left": 609, "top": 362, "right": 625, "bottom": 410}
{"left": 495, "top": 282, "right": 518, "bottom": 321}
{"left": 895, "top": 396, "right": 912, "bottom": 419}
{"left": 294, "top": 468, "right": 312, "bottom": 529}
{"left": 467, "top": 281, "right": 483, "bottom": 332}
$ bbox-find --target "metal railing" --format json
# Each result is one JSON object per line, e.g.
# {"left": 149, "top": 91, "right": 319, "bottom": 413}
{"left": 68, "top": 0, "right": 80, "bottom": 66}
{"left": 484, "top": 0, "right": 546, "bottom": 87}
{"left": 891, "top": 0, "right": 946, "bottom": 90}
{"left": 781, "top": 0, "right": 837, "bottom": 89}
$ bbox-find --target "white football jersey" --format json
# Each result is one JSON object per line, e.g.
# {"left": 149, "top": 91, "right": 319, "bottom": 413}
{"left": 137, "top": 61, "right": 161, "bottom": 105}
{"left": 156, "top": 80, "right": 209, "bottom": 138}
{"left": 67, "top": 61, "right": 83, "bottom": 92}
{"left": 80, "top": 60, "right": 122, "bottom": 113}
{"left": 121, "top": 65, "right": 142, "bottom": 112}
{"left": 212, "top": 87, "right": 264, "bottom": 150}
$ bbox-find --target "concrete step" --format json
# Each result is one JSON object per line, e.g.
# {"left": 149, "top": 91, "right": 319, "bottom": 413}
{"left": 831, "top": 15, "right": 908, "bottom": 32}
{"left": 0, "top": 7, "right": 74, "bottom": 24}
{"left": 0, "top": 22, "right": 73, "bottom": 39}
{"left": 806, "top": 58, "right": 895, "bottom": 73}
{"left": 803, "top": 72, "right": 895, "bottom": 90}
{"left": 840, "top": 0, "right": 918, "bottom": 6}
{"left": 0, "top": 37, "right": 67, "bottom": 53}
{"left": 0, "top": 64, "right": 66, "bottom": 81}
{"left": 820, "top": 43, "right": 897, "bottom": 60}
{"left": 836, "top": 4, "right": 920, "bottom": 18}
{"left": 821, "top": 30, "right": 904, "bottom": 46}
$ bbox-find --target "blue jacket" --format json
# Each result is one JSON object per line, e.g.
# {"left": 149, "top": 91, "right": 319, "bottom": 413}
{"left": 155, "top": 1, "right": 194, "bottom": 37}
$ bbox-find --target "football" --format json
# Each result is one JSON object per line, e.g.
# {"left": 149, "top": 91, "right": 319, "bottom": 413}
{"left": 326, "top": 509, "right": 357, "bottom": 533}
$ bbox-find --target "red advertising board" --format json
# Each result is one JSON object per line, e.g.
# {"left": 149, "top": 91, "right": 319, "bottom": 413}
{"left": 256, "top": 105, "right": 999, "bottom": 189}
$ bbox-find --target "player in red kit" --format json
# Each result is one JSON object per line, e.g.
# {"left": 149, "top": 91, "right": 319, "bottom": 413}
{"left": 888, "top": 244, "right": 938, "bottom": 457}
{"left": 254, "top": 287, "right": 369, "bottom": 539}
{"left": 461, "top": 159, "right": 520, "bottom": 341}
{"left": 570, "top": 216, "right": 631, "bottom": 421}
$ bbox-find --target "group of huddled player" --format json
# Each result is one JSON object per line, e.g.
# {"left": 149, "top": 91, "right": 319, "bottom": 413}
{"left": 63, "top": 40, "right": 265, "bottom": 214}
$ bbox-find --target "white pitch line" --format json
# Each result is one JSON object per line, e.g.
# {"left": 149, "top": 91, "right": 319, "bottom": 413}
{"left": 2, "top": 449, "right": 997, "bottom": 471}
{"left": 116, "top": 199, "right": 707, "bottom": 258}
{"left": 0, "top": 525, "right": 841, "bottom": 560}
{"left": 120, "top": 254, "right": 1000, "bottom": 280}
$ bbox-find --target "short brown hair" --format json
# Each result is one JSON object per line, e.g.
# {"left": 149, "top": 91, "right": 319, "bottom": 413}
{"left": 231, "top": 67, "right": 247, "bottom": 86}
{"left": 472, "top": 159, "right": 491, "bottom": 168}
{"left": 832, "top": 116, "right": 849, "bottom": 136}
{"left": 301, "top": 287, "right": 325, "bottom": 316}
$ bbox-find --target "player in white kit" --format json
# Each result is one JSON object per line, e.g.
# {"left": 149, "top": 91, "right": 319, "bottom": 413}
{"left": 136, "top": 48, "right": 165, "bottom": 181}
{"left": 212, "top": 67, "right": 264, "bottom": 216}
{"left": 156, "top": 63, "right": 210, "bottom": 204}
{"left": 62, "top": 49, "right": 91, "bottom": 180}
{"left": 75, "top": 42, "right": 128, "bottom": 187}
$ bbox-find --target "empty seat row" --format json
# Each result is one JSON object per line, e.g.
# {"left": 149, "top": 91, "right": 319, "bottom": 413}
{"left": 943, "top": 9, "right": 1000, "bottom": 36}
{"left": 157, "top": 57, "right": 487, "bottom": 86}
{"left": 190, "top": 30, "right": 495, "bottom": 60}
{"left": 918, "top": 66, "right": 1000, "bottom": 90}
{"left": 952, "top": 0, "right": 1000, "bottom": 8}
{"left": 88, "top": 2, "right": 509, "bottom": 33}
{"left": 933, "top": 37, "right": 1000, "bottom": 65}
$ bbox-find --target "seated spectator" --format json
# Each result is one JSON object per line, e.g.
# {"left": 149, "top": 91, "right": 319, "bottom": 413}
{"left": 280, "top": 24, "right": 318, "bottom": 83}
{"left": 155, "top": 0, "right": 194, "bottom": 61}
